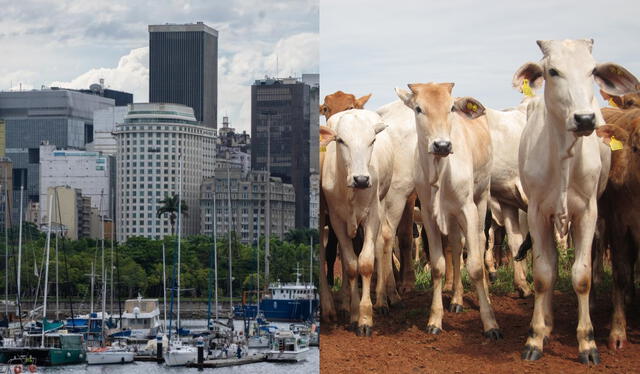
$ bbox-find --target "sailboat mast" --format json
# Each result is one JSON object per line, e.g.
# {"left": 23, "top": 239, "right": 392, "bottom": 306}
{"left": 213, "top": 184, "right": 218, "bottom": 320}
{"left": 310, "top": 235, "right": 313, "bottom": 317}
{"left": 90, "top": 262, "right": 94, "bottom": 315}
{"left": 55, "top": 233, "right": 59, "bottom": 320}
{"left": 226, "top": 156, "right": 232, "bottom": 313}
{"left": 3, "top": 167, "right": 7, "bottom": 318}
{"left": 41, "top": 194, "right": 53, "bottom": 348}
{"left": 100, "top": 189, "right": 106, "bottom": 346}
{"left": 162, "top": 243, "right": 167, "bottom": 332}
{"left": 16, "top": 184, "right": 23, "bottom": 313}
{"left": 265, "top": 115, "right": 271, "bottom": 291}
{"left": 256, "top": 209, "right": 260, "bottom": 317}
{"left": 177, "top": 154, "right": 182, "bottom": 334}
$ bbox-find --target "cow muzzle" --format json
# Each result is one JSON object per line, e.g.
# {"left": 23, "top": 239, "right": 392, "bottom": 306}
{"left": 352, "top": 175, "right": 371, "bottom": 189}
{"left": 571, "top": 113, "right": 596, "bottom": 136}
{"left": 431, "top": 140, "right": 452, "bottom": 157}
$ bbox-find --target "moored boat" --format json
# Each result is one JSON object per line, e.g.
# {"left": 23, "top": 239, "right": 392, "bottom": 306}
{"left": 86, "top": 343, "right": 134, "bottom": 365}
{"left": 164, "top": 340, "right": 197, "bottom": 366}
{"left": 265, "top": 330, "right": 309, "bottom": 362}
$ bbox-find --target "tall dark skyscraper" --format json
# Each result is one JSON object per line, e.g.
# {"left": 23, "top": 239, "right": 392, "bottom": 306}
{"left": 251, "top": 77, "right": 314, "bottom": 228}
{"left": 149, "top": 22, "right": 218, "bottom": 128}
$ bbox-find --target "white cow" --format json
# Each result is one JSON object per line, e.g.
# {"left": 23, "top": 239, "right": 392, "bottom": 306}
{"left": 484, "top": 100, "right": 532, "bottom": 297}
{"left": 321, "top": 109, "right": 393, "bottom": 336}
{"left": 513, "top": 39, "right": 635, "bottom": 364}
{"left": 396, "top": 83, "right": 502, "bottom": 339}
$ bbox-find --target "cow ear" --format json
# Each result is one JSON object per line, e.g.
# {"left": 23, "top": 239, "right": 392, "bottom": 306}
{"left": 513, "top": 62, "right": 544, "bottom": 93}
{"left": 319, "top": 125, "right": 337, "bottom": 147}
{"left": 355, "top": 94, "right": 372, "bottom": 109}
{"left": 319, "top": 104, "right": 329, "bottom": 116}
{"left": 600, "top": 90, "right": 624, "bottom": 108}
{"left": 594, "top": 63, "right": 640, "bottom": 96}
{"left": 373, "top": 122, "right": 387, "bottom": 134}
{"left": 454, "top": 97, "right": 486, "bottom": 119}
{"left": 596, "top": 124, "right": 629, "bottom": 146}
{"left": 395, "top": 87, "right": 414, "bottom": 107}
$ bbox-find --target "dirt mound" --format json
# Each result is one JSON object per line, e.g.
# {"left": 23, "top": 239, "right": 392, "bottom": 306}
{"left": 320, "top": 290, "right": 640, "bottom": 373}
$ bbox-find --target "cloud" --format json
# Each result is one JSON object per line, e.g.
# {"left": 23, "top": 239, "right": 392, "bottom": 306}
{"left": 50, "top": 47, "right": 149, "bottom": 101}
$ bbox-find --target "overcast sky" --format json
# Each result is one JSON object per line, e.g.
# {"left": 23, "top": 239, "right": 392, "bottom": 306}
{"left": 0, "top": 0, "right": 318, "bottom": 133}
{"left": 320, "top": 0, "right": 640, "bottom": 116}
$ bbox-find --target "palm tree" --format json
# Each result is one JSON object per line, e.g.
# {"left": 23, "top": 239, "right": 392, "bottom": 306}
{"left": 156, "top": 193, "right": 188, "bottom": 235}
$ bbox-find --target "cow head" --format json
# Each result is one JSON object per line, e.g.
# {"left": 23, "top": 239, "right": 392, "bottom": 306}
{"left": 325, "top": 110, "right": 387, "bottom": 188}
{"left": 600, "top": 90, "right": 640, "bottom": 109}
{"left": 597, "top": 123, "right": 640, "bottom": 187}
{"left": 395, "top": 83, "right": 485, "bottom": 157}
{"left": 513, "top": 39, "right": 639, "bottom": 136}
{"left": 320, "top": 91, "right": 372, "bottom": 120}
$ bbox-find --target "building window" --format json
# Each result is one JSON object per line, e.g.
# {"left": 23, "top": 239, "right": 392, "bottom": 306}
{"left": 28, "top": 148, "right": 39, "bottom": 164}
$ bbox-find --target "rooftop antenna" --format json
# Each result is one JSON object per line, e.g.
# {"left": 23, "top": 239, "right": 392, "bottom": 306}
{"left": 276, "top": 56, "right": 279, "bottom": 79}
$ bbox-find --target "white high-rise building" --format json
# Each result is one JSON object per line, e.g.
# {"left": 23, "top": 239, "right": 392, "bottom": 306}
{"left": 88, "top": 106, "right": 128, "bottom": 156}
{"left": 114, "top": 103, "right": 215, "bottom": 241}
{"left": 39, "top": 143, "right": 112, "bottom": 221}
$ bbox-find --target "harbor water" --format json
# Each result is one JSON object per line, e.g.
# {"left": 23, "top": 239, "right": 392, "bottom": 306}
{"left": 27, "top": 319, "right": 319, "bottom": 373}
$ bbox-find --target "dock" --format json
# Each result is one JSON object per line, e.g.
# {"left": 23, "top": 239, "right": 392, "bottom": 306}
{"left": 133, "top": 355, "right": 159, "bottom": 362}
{"left": 186, "top": 353, "right": 266, "bottom": 368}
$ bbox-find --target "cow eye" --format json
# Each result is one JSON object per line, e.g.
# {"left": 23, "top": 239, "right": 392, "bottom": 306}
{"left": 347, "top": 106, "right": 354, "bottom": 110}
{"left": 336, "top": 138, "right": 344, "bottom": 144}
{"left": 633, "top": 145, "right": 639, "bottom": 153}
{"left": 451, "top": 106, "right": 456, "bottom": 112}
{"left": 370, "top": 138, "right": 376, "bottom": 146}
{"left": 415, "top": 106, "right": 422, "bottom": 114}
{"left": 548, "top": 68, "right": 559, "bottom": 77}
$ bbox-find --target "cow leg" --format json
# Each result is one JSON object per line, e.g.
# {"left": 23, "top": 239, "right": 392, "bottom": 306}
{"left": 330, "top": 217, "right": 360, "bottom": 329}
{"left": 326, "top": 225, "right": 338, "bottom": 287}
{"left": 609, "top": 229, "right": 635, "bottom": 350}
{"left": 443, "top": 247, "right": 454, "bottom": 292}
{"left": 355, "top": 212, "right": 381, "bottom": 337}
{"left": 336, "top": 246, "right": 351, "bottom": 320}
{"left": 484, "top": 220, "right": 498, "bottom": 282}
{"left": 374, "top": 219, "right": 395, "bottom": 314}
{"left": 522, "top": 207, "right": 556, "bottom": 361}
{"left": 571, "top": 204, "right": 600, "bottom": 365}
{"left": 319, "top": 225, "right": 337, "bottom": 322}
{"left": 422, "top": 214, "right": 445, "bottom": 335}
{"left": 397, "top": 195, "right": 417, "bottom": 294}
{"left": 448, "top": 228, "right": 464, "bottom": 313}
{"left": 503, "top": 206, "right": 532, "bottom": 298}
{"left": 459, "top": 202, "right": 501, "bottom": 340}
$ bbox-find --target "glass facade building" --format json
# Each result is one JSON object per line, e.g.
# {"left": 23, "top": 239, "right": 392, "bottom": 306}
{"left": 149, "top": 22, "right": 218, "bottom": 128}
{"left": 0, "top": 89, "right": 114, "bottom": 221}
{"left": 113, "top": 103, "right": 215, "bottom": 241}
{"left": 251, "top": 77, "right": 313, "bottom": 228}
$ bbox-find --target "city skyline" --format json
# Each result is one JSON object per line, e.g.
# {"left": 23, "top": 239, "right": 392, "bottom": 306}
{"left": 0, "top": 0, "right": 319, "bottom": 133}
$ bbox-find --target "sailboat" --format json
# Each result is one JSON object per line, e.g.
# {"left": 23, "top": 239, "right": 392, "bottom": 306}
{"left": 87, "top": 202, "right": 134, "bottom": 365}
{"left": 164, "top": 155, "right": 197, "bottom": 367}
{"left": 0, "top": 195, "right": 86, "bottom": 366}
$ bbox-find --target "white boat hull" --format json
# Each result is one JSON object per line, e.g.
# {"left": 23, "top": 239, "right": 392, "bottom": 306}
{"left": 266, "top": 347, "right": 309, "bottom": 362}
{"left": 248, "top": 335, "right": 270, "bottom": 348}
{"left": 164, "top": 347, "right": 197, "bottom": 366}
{"left": 86, "top": 351, "right": 134, "bottom": 365}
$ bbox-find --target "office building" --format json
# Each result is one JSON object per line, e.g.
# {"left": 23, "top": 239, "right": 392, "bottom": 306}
{"left": 39, "top": 143, "right": 113, "bottom": 222}
{"left": 149, "top": 22, "right": 218, "bottom": 128}
{"left": 200, "top": 169, "right": 295, "bottom": 244}
{"left": 251, "top": 76, "right": 314, "bottom": 228}
{"left": 114, "top": 103, "right": 215, "bottom": 241}
{"left": 0, "top": 158, "right": 12, "bottom": 229}
{"left": 88, "top": 106, "right": 128, "bottom": 156}
{"left": 0, "top": 89, "right": 114, "bottom": 221}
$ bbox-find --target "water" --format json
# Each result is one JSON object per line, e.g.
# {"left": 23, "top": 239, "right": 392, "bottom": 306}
{"left": 35, "top": 319, "right": 319, "bottom": 373}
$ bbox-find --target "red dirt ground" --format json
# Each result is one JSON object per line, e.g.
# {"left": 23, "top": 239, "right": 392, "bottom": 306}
{"left": 320, "top": 289, "right": 640, "bottom": 373}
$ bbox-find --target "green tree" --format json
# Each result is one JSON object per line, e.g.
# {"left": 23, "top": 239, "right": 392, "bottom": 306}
{"left": 156, "top": 194, "right": 188, "bottom": 234}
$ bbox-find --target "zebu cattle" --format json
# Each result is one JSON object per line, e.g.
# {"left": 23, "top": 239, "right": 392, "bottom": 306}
{"left": 321, "top": 109, "right": 393, "bottom": 335}
{"left": 396, "top": 83, "right": 502, "bottom": 339}
{"left": 512, "top": 39, "right": 636, "bottom": 364}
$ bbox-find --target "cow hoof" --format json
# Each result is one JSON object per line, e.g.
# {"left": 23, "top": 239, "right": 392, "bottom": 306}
{"left": 449, "top": 303, "right": 464, "bottom": 313}
{"left": 484, "top": 328, "right": 503, "bottom": 341}
{"left": 609, "top": 337, "right": 627, "bottom": 351}
{"left": 578, "top": 348, "right": 600, "bottom": 365}
{"left": 521, "top": 345, "right": 543, "bottom": 361}
{"left": 517, "top": 288, "right": 532, "bottom": 299}
{"left": 374, "top": 306, "right": 390, "bottom": 316}
{"left": 488, "top": 272, "right": 498, "bottom": 283}
{"left": 356, "top": 325, "right": 372, "bottom": 337}
{"left": 426, "top": 325, "right": 442, "bottom": 335}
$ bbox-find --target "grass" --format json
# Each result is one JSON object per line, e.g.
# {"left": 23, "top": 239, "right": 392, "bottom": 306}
{"left": 412, "top": 244, "right": 614, "bottom": 296}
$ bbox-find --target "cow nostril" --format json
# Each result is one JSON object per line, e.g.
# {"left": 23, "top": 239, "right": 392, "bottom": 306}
{"left": 433, "top": 141, "right": 452, "bottom": 154}
{"left": 353, "top": 175, "right": 370, "bottom": 187}
{"left": 574, "top": 113, "right": 596, "bottom": 128}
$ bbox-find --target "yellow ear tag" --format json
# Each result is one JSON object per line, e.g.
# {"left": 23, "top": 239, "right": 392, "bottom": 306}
{"left": 609, "top": 136, "right": 623, "bottom": 151}
{"left": 521, "top": 79, "right": 535, "bottom": 97}
{"left": 320, "top": 145, "right": 327, "bottom": 152}
{"left": 608, "top": 98, "right": 618, "bottom": 108}
{"left": 466, "top": 102, "right": 478, "bottom": 112}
